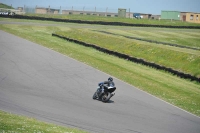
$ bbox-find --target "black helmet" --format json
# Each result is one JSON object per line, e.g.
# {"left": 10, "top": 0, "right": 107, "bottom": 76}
{"left": 108, "top": 77, "right": 113, "bottom": 81}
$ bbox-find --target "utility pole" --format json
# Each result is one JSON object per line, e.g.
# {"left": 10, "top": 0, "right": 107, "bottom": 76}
{"left": 48, "top": 5, "right": 50, "bottom": 14}
{"left": 105, "top": 7, "right": 108, "bottom": 17}
{"left": 35, "top": 5, "right": 37, "bottom": 14}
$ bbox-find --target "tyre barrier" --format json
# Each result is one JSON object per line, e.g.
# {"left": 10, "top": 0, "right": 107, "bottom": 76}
{"left": 1, "top": 14, "right": 200, "bottom": 29}
{"left": 97, "top": 31, "right": 200, "bottom": 51}
{"left": 52, "top": 33, "right": 200, "bottom": 82}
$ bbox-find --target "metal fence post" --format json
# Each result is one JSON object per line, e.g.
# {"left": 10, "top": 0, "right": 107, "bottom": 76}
{"left": 47, "top": 5, "right": 50, "bottom": 14}
{"left": 35, "top": 5, "right": 37, "bottom": 14}
{"left": 105, "top": 7, "right": 108, "bottom": 17}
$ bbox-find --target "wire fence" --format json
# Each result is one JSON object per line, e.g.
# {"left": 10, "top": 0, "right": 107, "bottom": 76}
{"left": 24, "top": 7, "right": 35, "bottom": 13}
{"left": 20, "top": 5, "right": 121, "bottom": 14}
{"left": 11, "top": 5, "right": 160, "bottom": 19}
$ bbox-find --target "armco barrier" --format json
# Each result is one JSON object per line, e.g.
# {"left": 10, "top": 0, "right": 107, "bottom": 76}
{"left": 52, "top": 33, "right": 200, "bottom": 82}
{"left": 1, "top": 14, "right": 200, "bottom": 29}
{"left": 97, "top": 31, "right": 200, "bottom": 51}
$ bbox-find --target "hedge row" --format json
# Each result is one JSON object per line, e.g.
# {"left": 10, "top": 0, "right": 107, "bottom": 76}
{"left": 52, "top": 33, "right": 200, "bottom": 82}
{"left": 1, "top": 14, "right": 200, "bottom": 29}
{"left": 98, "top": 31, "right": 200, "bottom": 51}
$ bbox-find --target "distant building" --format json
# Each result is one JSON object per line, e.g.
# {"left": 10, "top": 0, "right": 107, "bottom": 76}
{"left": 62, "top": 9, "right": 153, "bottom": 19}
{"left": 161, "top": 11, "right": 180, "bottom": 20}
{"left": 118, "top": 8, "right": 126, "bottom": 18}
{"left": 35, "top": 6, "right": 59, "bottom": 14}
{"left": 17, "top": 7, "right": 23, "bottom": 12}
{"left": 132, "top": 13, "right": 152, "bottom": 19}
{"left": 62, "top": 10, "right": 118, "bottom": 17}
{"left": 151, "top": 15, "right": 161, "bottom": 19}
{"left": 161, "top": 10, "right": 200, "bottom": 23}
{"left": 180, "top": 12, "right": 200, "bottom": 23}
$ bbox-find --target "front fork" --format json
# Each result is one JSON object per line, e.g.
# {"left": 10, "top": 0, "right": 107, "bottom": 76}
{"left": 96, "top": 87, "right": 102, "bottom": 98}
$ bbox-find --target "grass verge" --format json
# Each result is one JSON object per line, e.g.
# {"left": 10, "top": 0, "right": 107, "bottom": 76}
{"left": 0, "top": 110, "right": 87, "bottom": 133}
{"left": 55, "top": 29, "right": 200, "bottom": 78}
{"left": 0, "top": 3, "right": 14, "bottom": 9}
{"left": 97, "top": 29, "right": 200, "bottom": 49}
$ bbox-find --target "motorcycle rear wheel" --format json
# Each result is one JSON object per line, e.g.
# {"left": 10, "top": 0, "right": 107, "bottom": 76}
{"left": 101, "top": 92, "right": 111, "bottom": 103}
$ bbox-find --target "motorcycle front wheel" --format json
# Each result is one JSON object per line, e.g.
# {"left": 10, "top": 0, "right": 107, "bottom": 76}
{"left": 93, "top": 91, "right": 98, "bottom": 99}
{"left": 101, "top": 92, "right": 111, "bottom": 103}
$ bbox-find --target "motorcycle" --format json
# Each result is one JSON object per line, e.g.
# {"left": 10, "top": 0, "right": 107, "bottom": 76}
{"left": 93, "top": 82, "right": 116, "bottom": 102}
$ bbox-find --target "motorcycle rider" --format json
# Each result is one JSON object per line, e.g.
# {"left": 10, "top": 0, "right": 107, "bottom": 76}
{"left": 98, "top": 77, "right": 115, "bottom": 98}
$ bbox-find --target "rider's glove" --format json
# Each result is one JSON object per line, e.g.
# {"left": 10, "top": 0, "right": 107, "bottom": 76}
{"left": 98, "top": 82, "right": 104, "bottom": 86}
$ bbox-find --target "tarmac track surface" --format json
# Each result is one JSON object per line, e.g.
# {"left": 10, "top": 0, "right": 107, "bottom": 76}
{"left": 0, "top": 30, "right": 200, "bottom": 133}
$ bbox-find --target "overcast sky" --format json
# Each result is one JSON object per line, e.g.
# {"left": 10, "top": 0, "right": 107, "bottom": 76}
{"left": 1, "top": 0, "right": 200, "bottom": 14}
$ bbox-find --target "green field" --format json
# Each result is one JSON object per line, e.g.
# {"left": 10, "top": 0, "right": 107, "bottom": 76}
{"left": 0, "top": 18, "right": 200, "bottom": 132}
{"left": 0, "top": 110, "right": 87, "bottom": 133}
{"left": 55, "top": 29, "right": 200, "bottom": 78}
{"left": 0, "top": 3, "right": 14, "bottom": 9}
{"left": 97, "top": 28, "right": 200, "bottom": 49}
